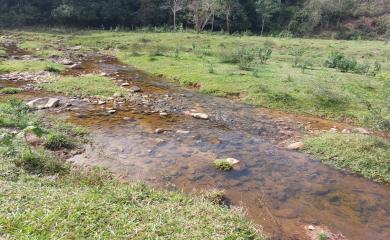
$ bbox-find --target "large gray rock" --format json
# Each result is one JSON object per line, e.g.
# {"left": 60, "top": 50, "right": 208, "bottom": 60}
{"left": 27, "top": 98, "right": 60, "bottom": 109}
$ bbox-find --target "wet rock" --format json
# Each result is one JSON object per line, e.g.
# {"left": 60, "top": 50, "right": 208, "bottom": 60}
{"left": 159, "top": 112, "right": 168, "bottom": 116}
{"left": 97, "top": 100, "right": 106, "bottom": 105}
{"left": 130, "top": 86, "right": 141, "bottom": 93}
{"left": 286, "top": 142, "right": 304, "bottom": 150}
{"left": 176, "top": 130, "right": 190, "bottom": 134}
{"left": 70, "top": 63, "right": 83, "bottom": 69}
{"left": 185, "top": 111, "right": 209, "bottom": 120}
{"left": 225, "top": 158, "right": 240, "bottom": 166}
{"left": 329, "top": 127, "right": 338, "bottom": 133}
{"left": 121, "top": 83, "right": 130, "bottom": 87}
{"left": 155, "top": 128, "right": 165, "bottom": 134}
{"left": 27, "top": 97, "right": 60, "bottom": 109}
{"left": 107, "top": 109, "right": 116, "bottom": 114}
{"left": 59, "top": 59, "right": 74, "bottom": 65}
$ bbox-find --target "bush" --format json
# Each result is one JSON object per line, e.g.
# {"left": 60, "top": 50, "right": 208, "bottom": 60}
{"left": 325, "top": 51, "right": 357, "bottom": 72}
{"left": 44, "top": 132, "right": 75, "bottom": 150}
{"left": 45, "top": 65, "right": 63, "bottom": 73}
{"left": 221, "top": 47, "right": 272, "bottom": 70}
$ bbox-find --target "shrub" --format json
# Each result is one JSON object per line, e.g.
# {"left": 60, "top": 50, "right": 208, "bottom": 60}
{"left": 0, "top": 87, "right": 22, "bottom": 94}
{"left": 44, "top": 132, "right": 75, "bottom": 150}
{"left": 289, "top": 48, "right": 305, "bottom": 67}
{"left": 325, "top": 51, "right": 357, "bottom": 72}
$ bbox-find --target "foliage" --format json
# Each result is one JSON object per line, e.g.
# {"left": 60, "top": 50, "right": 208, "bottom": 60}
{"left": 0, "top": 87, "right": 23, "bottom": 94}
{"left": 0, "top": 0, "right": 387, "bottom": 38}
{"left": 41, "top": 75, "right": 128, "bottom": 98}
{"left": 44, "top": 132, "right": 75, "bottom": 150}
{"left": 304, "top": 132, "right": 390, "bottom": 182}
{"left": 325, "top": 51, "right": 357, "bottom": 72}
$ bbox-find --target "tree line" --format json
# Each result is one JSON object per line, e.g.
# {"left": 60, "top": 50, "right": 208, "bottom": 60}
{"left": 0, "top": 0, "right": 388, "bottom": 39}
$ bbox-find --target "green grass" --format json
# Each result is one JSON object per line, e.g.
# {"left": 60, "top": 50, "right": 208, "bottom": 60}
{"left": 63, "top": 31, "right": 389, "bottom": 130}
{"left": 304, "top": 132, "right": 390, "bottom": 182}
{"left": 0, "top": 60, "right": 65, "bottom": 73}
{"left": 0, "top": 47, "right": 6, "bottom": 58}
{"left": 0, "top": 87, "right": 23, "bottom": 94}
{"left": 0, "top": 98, "right": 263, "bottom": 240}
{"left": 213, "top": 159, "right": 234, "bottom": 171}
{"left": 41, "top": 75, "right": 127, "bottom": 98}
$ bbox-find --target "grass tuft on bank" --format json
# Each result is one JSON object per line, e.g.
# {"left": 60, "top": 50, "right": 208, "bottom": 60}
{"left": 0, "top": 60, "right": 65, "bottom": 74}
{"left": 304, "top": 132, "right": 390, "bottom": 182}
{"left": 41, "top": 75, "right": 127, "bottom": 98}
{"left": 0, "top": 98, "right": 263, "bottom": 239}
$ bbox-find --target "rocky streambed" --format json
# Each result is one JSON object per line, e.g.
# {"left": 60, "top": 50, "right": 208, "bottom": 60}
{"left": 1, "top": 41, "right": 389, "bottom": 240}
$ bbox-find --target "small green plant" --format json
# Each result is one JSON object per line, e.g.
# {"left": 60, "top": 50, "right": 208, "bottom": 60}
{"left": 318, "top": 233, "right": 328, "bottom": 240}
{"left": 202, "top": 189, "right": 226, "bottom": 205}
{"left": 0, "top": 87, "right": 22, "bottom": 94}
{"left": 325, "top": 51, "right": 357, "bottom": 72}
{"left": 45, "top": 65, "right": 63, "bottom": 73}
{"left": 289, "top": 48, "right": 305, "bottom": 67}
{"left": 44, "top": 132, "right": 75, "bottom": 150}
{"left": 213, "top": 159, "right": 233, "bottom": 171}
{"left": 15, "top": 148, "right": 67, "bottom": 175}
{"left": 256, "top": 48, "right": 272, "bottom": 64}
{"left": 208, "top": 61, "right": 214, "bottom": 74}
{"left": 174, "top": 47, "right": 180, "bottom": 59}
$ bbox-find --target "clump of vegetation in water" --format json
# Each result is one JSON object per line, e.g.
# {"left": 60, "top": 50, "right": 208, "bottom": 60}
{"left": 214, "top": 159, "right": 234, "bottom": 171}
{"left": 304, "top": 132, "right": 390, "bottom": 182}
{"left": 0, "top": 87, "right": 23, "bottom": 94}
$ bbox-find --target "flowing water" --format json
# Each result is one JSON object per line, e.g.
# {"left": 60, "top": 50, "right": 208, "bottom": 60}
{"left": 2, "top": 48, "right": 389, "bottom": 239}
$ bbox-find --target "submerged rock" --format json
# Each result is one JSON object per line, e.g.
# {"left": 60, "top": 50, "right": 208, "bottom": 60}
{"left": 130, "top": 86, "right": 141, "bottom": 93}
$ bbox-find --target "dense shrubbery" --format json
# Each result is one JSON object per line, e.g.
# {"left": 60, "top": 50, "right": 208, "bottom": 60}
{"left": 0, "top": 0, "right": 387, "bottom": 39}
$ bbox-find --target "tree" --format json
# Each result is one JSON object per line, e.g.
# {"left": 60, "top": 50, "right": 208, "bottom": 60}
{"left": 217, "top": 0, "right": 237, "bottom": 33}
{"left": 188, "top": 0, "right": 216, "bottom": 32}
{"left": 255, "top": 0, "right": 281, "bottom": 35}
{"left": 166, "top": 0, "right": 187, "bottom": 31}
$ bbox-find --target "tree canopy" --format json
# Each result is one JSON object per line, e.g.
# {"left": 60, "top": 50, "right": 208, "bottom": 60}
{"left": 0, "top": 0, "right": 388, "bottom": 39}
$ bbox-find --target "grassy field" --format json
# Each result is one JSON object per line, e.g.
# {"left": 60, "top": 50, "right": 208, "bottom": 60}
{"left": 0, "top": 99, "right": 263, "bottom": 239}
{"left": 65, "top": 31, "right": 390, "bottom": 131}
{"left": 304, "top": 132, "right": 390, "bottom": 182}
{"left": 3, "top": 30, "right": 389, "bottom": 130}
{"left": 41, "top": 75, "right": 128, "bottom": 98}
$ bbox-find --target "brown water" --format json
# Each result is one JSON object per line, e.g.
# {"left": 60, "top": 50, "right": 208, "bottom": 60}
{"left": 66, "top": 55, "right": 390, "bottom": 240}
{"left": 1, "top": 46, "right": 389, "bottom": 239}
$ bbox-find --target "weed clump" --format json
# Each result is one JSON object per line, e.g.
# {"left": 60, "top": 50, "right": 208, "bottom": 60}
{"left": 44, "top": 132, "right": 75, "bottom": 150}
{"left": 0, "top": 87, "right": 22, "bottom": 94}
{"left": 213, "top": 159, "right": 233, "bottom": 171}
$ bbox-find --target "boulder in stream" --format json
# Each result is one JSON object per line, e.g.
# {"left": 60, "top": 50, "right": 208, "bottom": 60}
{"left": 27, "top": 97, "right": 60, "bottom": 109}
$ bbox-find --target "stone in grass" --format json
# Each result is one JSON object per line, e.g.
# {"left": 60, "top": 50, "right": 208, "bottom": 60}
{"left": 286, "top": 142, "right": 304, "bottom": 150}
{"left": 213, "top": 158, "right": 240, "bottom": 171}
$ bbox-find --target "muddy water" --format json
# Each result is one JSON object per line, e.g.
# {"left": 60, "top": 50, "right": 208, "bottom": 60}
{"left": 64, "top": 55, "right": 390, "bottom": 240}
